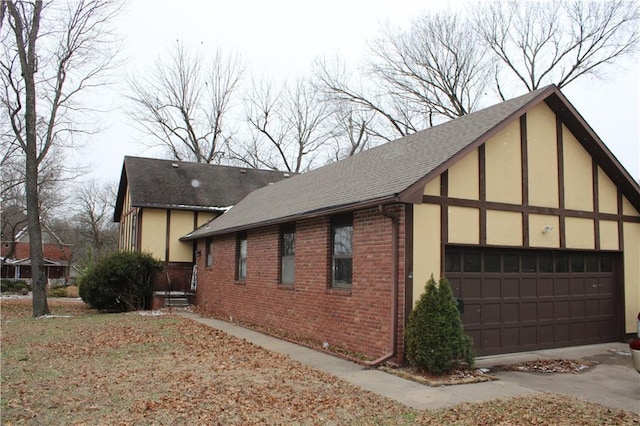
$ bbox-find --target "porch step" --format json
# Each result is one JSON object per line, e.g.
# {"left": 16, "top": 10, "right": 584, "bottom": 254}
{"left": 165, "top": 297, "right": 190, "bottom": 307}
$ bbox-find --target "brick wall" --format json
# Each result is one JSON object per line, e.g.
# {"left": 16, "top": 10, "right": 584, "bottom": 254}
{"left": 195, "top": 204, "right": 408, "bottom": 362}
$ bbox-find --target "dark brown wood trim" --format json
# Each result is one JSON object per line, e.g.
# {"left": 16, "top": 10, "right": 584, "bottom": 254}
{"left": 440, "top": 171, "right": 449, "bottom": 273}
{"left": 165, "top": 210, "right": 171, "bottom": 262}
{"left": 136, "top": 209, "right": 143, "bottom": 252}
{"left": 556, "top": 117, "right": 566, "bottom": 249}
{"left": 521, "top": 115, "right": 529, "bottom": 248}
{"left": 479, "top": 144, "right": 487, "bottom": 245}
{"left": 422, "top": 195, "right": 640, "bottom": 224}
{"left": 404, "top": 204, "right": 414, "bottom": 325}
{"left": 617, "top": 188, "right": 624, "bottom": 252}
{"left": 593, "top": 159, "right": 600, "bottom": 250}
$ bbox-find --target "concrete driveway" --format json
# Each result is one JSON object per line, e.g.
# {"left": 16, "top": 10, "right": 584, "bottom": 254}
{"left": 476, "top": 343, "right": 639, "bottom": 414}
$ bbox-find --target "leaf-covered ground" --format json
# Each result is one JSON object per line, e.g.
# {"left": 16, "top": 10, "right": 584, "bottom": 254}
{"left": 2, "top": 298, "right": 638, "bottom": 425}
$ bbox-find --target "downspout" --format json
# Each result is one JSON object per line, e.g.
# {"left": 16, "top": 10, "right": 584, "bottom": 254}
{"left": 367, "top": 204, "right": 399, "bottom": 367}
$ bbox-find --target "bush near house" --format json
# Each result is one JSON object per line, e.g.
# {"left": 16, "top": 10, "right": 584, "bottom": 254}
{"left": 405, "top": 275, "right": 474, "bottom": 375}
{"left": 0, "top": 279, "right": 29, "bottom": 294}
{"left": 78, "top": 251, "right": 162, "bottom": 312}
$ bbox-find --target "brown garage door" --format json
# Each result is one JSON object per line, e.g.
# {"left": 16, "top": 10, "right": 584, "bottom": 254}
{"left": 445, "top": 247, "right": 620, "bottom": 356}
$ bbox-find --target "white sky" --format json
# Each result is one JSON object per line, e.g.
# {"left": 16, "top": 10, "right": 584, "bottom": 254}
{"left": 71, "top": 0, "right": 640, "bottom": 183}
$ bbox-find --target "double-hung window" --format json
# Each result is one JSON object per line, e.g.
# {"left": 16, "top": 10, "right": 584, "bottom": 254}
{"left": 237, "top": 232, "right": 247, "bottom": 280}
{"left": 331, "top": 215, "right": 353, "bottom": 288}
{"left": 205, "top": 237, "right": 213, "bottom": 267}
{"left": 280, "top": 224, "right": 295, "bottom": 284}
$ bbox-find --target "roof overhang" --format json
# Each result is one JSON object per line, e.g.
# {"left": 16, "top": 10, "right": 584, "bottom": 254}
{"left": 181, "top": 195, "right": 401, "bottom": 241}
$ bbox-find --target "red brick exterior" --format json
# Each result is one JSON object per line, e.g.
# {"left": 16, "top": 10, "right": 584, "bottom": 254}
{"left": 195, "top": 204, "right": 407, "bottom": 363}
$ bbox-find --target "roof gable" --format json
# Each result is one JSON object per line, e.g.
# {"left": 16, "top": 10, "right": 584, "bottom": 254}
{"left": 113, "top": 157, "right": 292, "bottom": 222}
{"left": 184, "top": 85, "right": 640, "bottom": 240}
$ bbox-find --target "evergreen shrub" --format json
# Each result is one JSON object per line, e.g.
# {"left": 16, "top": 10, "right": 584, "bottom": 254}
{"left": 405, "top": 275, "right": 474, "bottom": 375}
{"left": 78, "top": 251, "right": 162, "bottom": 312}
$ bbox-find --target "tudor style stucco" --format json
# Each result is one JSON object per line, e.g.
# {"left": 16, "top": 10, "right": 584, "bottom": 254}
{"left": 413, "top": 101, "right": 640, "bottom": 338}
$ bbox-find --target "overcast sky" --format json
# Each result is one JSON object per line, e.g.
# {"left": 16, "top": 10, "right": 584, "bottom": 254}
{"left": 71, "top": 0, "right": 640, "bottom": 184}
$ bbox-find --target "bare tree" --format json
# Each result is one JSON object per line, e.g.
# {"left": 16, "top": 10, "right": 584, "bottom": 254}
{"left": 1, "top": 0, "right": 122, "bottom": 316}
{"left": 474, "top": 0, "right": 640, "bottom": 98}
{"left": 324, "top": 101, "right": 376, "bottom": 162}
{"left": 314, "top": 55, "right": 416, "bottom": 141}
{"left": 128, "top": 42, "right": 244, "bottom": 164}
{"left": 234, "top": 77, "right": 333, "bottom": 172}
{"left": 74, "top": 180, "right": 118, "bottom": 260}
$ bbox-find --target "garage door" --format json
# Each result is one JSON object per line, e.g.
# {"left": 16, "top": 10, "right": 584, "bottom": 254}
{"left": 445, "top": 247, "right": 619, "bottom": 356}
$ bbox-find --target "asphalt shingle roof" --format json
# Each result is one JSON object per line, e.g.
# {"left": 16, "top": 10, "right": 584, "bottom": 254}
{"left": 183, "top": 86, "right": 555, "bottom": 240}
{"left": 114, "top": 157, "right": 291, "bottom": 221}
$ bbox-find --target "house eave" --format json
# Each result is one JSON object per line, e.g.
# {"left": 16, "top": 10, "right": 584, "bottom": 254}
{"left": 181, "top": 195, "right": 401, "bottom": 241}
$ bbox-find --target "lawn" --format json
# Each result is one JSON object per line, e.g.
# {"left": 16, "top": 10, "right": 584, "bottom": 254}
{"left": 1, "top": 298, "right": 638, "bottom": 425}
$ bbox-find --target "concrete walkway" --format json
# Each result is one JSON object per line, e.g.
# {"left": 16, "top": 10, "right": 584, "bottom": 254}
{"left": 176, "top": 311, "right": 639, "bottom": 414}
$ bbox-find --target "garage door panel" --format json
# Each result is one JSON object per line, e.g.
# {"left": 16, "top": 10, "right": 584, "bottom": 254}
{"left": 520, "top": 279, "right": 537, "bottom": 297}
{"left": 555, "top": 301, "right": 570, "bottom": 319}
{"left": 447, "top": 248, "right": 618, "bottom": 355}
{"left": 538, "top": 301, "right": 554, "bottom": 320}
{"left": 555, "top": 278, "right": 569, "bottom": 296}
{"left": 483, "top": 303, "right": 501, "bottom": 324}
{"left": 585, "top": 278, "right": 599, "bottom": 294}
{"left": 538, "top": 278, "right": 554, "bottom": 296}
{"left": 599, "top": 277, "right": 615, "bottom": 294}
{"left": 503, "top": 303, "right": 519, "bottom": 323}
{"left": 502, "top": 278, "right": 519, "bottom": 298}
{"left": 521, "top": 302, "right": 537, "bottom": 322}
{"left": 585, "top": 299, "right": 599, "bottom": 317}
{"left": 482, "top": 278, "right": 501, "bottom": 298}
{"left": 462, "top": 303, "right": 482, "bottom": 324}
{"left": 555, "top": 323, "right": 570, "bottom": 342}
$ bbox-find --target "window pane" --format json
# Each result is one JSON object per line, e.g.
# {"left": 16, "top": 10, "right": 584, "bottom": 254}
{"left": 240, "top": 239, "right": 247, "bottom": 258}
{"left": 334, "top": 257, "right": 352, "bottom": 284}
{"left": 555, "top": 254, "right": 569, "bottom": 272}
{"left": 504, "top": 254, "right": 519, "bottom": 272}
{"left": 281, "top": 256, "right": 295, "bottom": 284}
{"left": 238, "top": 237, "right": 247, "bottom": 279}
{"left": 463, "top": 252, "right": 481, "bottom": 272}
{"left": 585, "top": 255, "right": 599, "bottom": 272}
{"left": 239, "top": 258, "right": 247, "bottom": 279}
{"left": 522, "top": 255, "right": 536, "bottom": 273}
{"left": 539, "top": 254, "right": 553, "bottom": 273}
{"left": 445, "top": 251, "right": 461, "bottom": 272}
{"left": 483, "top": 252, "right": 501, "bottom": 272}
{"left": 333, "top": 225, "right": 353, "bottom": 255}
{"left": 570, "top": 255, "right": 584, "bottom": 272}
{"left": 282, "top": 229, "right": 295, "bottom": 256}
{"left": 600, "top": 256, "right": 612, "bottom": 272}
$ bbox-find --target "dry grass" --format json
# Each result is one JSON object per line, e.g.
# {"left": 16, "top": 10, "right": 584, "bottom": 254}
{"left": 2, "top": 298, "right": 638, "bottom": 425}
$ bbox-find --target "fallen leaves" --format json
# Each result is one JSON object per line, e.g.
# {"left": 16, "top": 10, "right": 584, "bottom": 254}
{"left": 494, "top": 359, "right": 596, "bottom": 374}
{"left": 2, "top": 298, "right": 638, "bottom": 425}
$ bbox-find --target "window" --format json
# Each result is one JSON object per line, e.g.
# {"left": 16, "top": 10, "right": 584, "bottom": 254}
{"left": 331, "top": 215, "right": 353, "bottom": 288}
{"left": 205, "top": 237, "right": 213, "bottom": 267}
{"left": 281, "top": 224, "right": 295, "bottom": 284}
{"left": 237, "top": 232, "right": 247, "bottom": 280}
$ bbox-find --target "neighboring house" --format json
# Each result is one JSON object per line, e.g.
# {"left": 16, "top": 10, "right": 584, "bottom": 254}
{"left": 183, "top": 85, "right": 640, "bottom": 362}
{"left": 113, "top": 156, "right": 291, "bottom": 301}
{"left": 1, "top": 219, "right": 72, "bottom": 285}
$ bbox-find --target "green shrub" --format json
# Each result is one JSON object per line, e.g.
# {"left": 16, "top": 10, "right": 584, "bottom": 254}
{"left": 48, "top": 286, "right": 67, "bottom": 297}
{"left": 78, "top": 251, "right": 162, "bottom": 312}
{"left": 1, "top": 279, "right": 29, "bottom": 293}
{"left": 405, "top": 275, "right": 474, "bottom": 375}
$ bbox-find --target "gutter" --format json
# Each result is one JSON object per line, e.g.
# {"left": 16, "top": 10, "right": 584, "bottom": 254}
{"left": 367, "top": 204, "right": 399, "bottom": 367}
